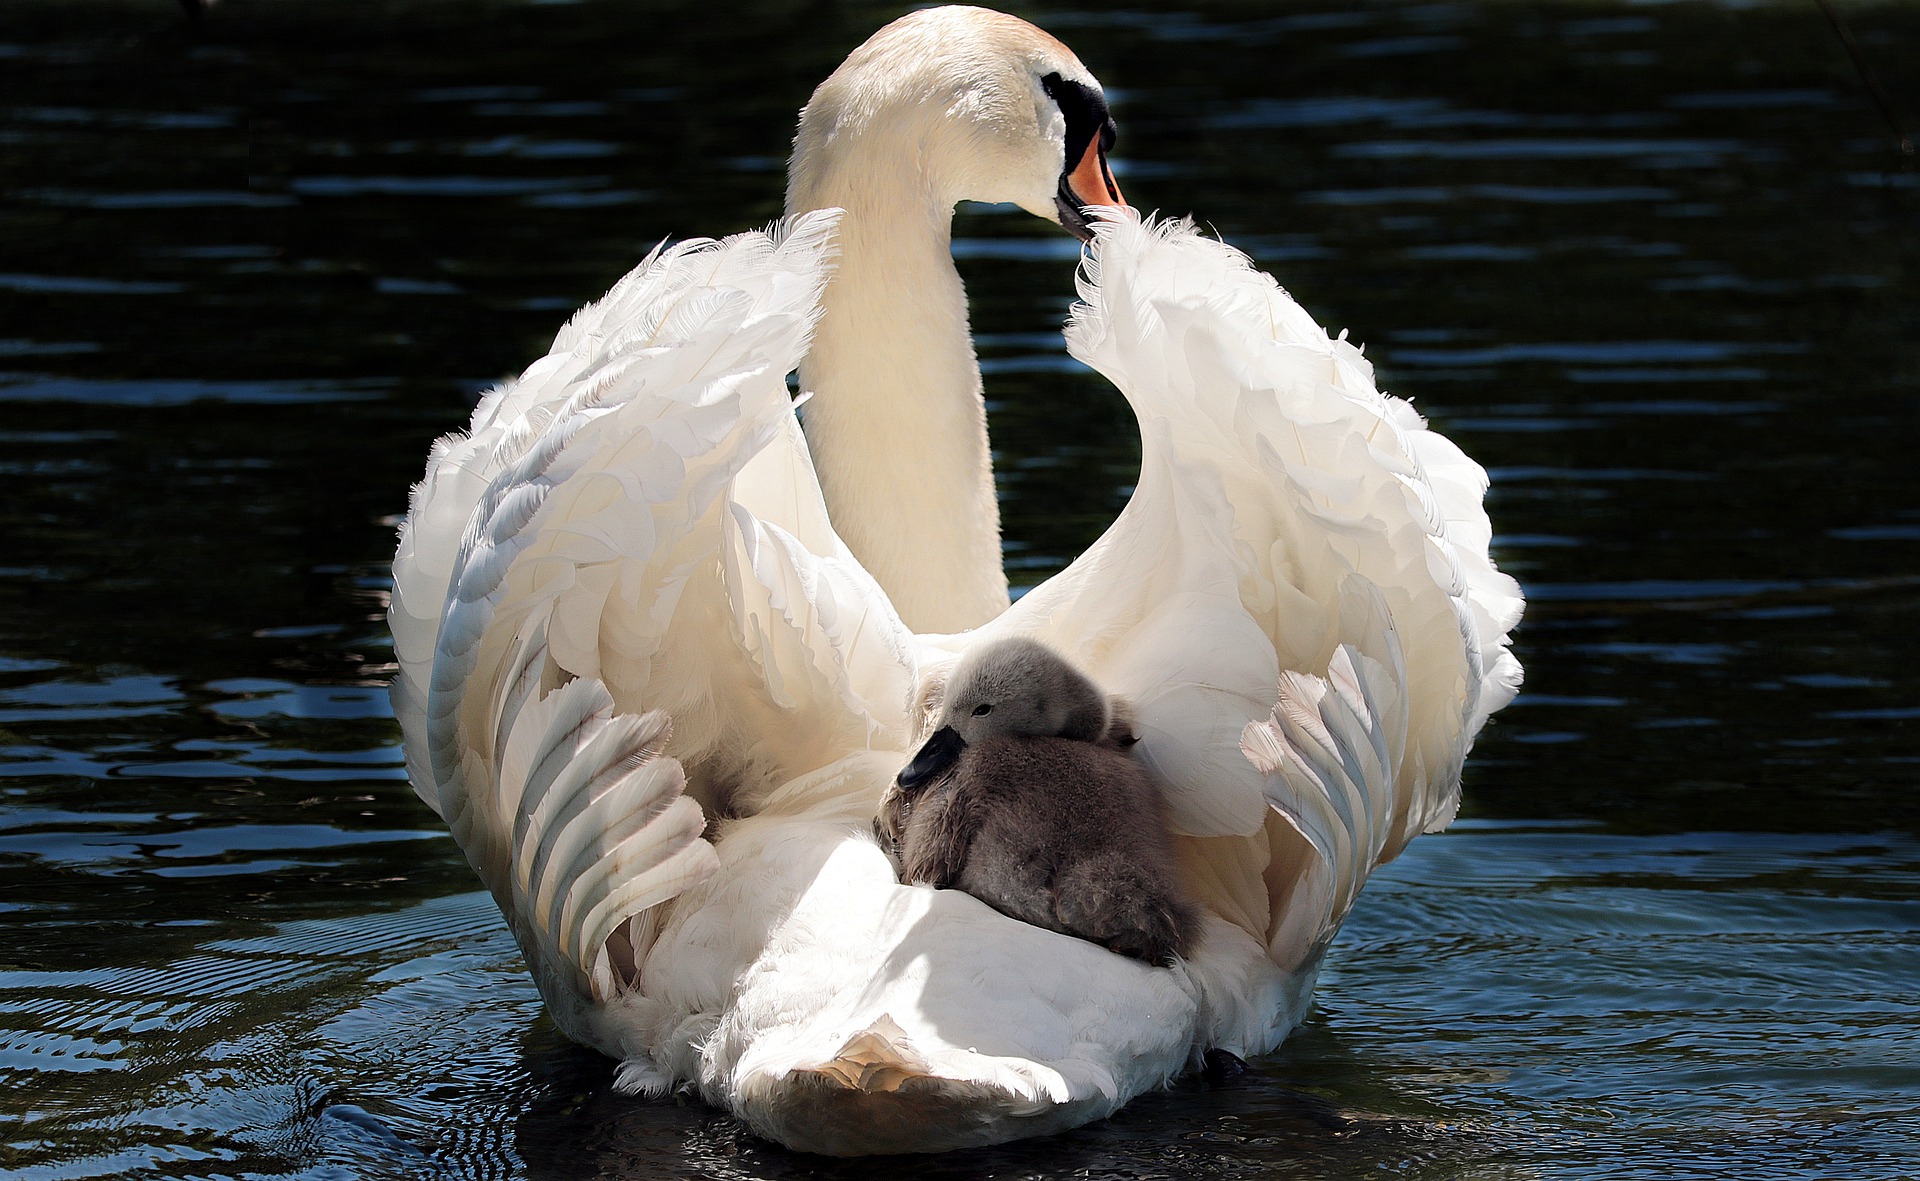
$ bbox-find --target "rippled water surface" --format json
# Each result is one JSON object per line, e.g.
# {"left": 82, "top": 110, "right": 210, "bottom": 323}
{"left": 3, "top": 0, "right": 1916, "bottom": 1177}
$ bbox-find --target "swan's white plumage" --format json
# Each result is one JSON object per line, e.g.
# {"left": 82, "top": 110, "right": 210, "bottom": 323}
{"left": 1038, "top": 213, "right": 1522, "bottom": 845}
{"left": 389, "top": 207, "right": 1520, "bottom": 1154}
{"left": 954, "top": 211, "right": 1522, "bottom": 988}
{"left": 389, "top": 212, "right": 918, "bottom": 1019}
{"left": 389, "top": 9, "right": 1520, "bottom": 1153}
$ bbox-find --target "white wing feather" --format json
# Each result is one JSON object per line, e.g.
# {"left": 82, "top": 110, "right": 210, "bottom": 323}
{"left": 387, "top": 209, "right": 917, "bottom": 1010}
{"left": 1000, "top": 210, "right": 1522, "bottom": 969}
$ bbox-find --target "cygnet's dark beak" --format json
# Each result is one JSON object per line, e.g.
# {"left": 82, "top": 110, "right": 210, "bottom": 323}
{"left": 897, "top": 726, "right": 965, "bottom": 790}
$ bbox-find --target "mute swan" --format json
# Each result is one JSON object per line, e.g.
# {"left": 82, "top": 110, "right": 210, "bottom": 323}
{"left": 387, "top": 5, "right": 1522, "bottom": 1156}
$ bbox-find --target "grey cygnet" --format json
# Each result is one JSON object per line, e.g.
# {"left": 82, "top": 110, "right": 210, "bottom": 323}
{"left": 878, "top": 636, "right": 1199, "bottom": 967}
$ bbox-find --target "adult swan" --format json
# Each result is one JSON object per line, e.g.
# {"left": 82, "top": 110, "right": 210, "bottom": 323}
{"left": 388, "top": 5, "right": 1522, "bottom": 1156}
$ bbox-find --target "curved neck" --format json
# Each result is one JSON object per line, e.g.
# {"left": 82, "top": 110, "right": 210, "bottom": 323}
{"left": 788, "top": 148, "right": 1010, "bottom": 635}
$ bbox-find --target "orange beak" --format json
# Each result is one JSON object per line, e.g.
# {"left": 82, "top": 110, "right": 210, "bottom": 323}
{"left": 1066, "top": 135, "right": 1125, "bottom": 209}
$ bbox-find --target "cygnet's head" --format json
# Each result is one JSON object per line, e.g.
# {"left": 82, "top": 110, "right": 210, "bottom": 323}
{"left": 898, "top": 637, "right": 1109, "bottom": 788}
{"left": 787, "top": 6, "right": 1126, "bottom": 239}
{"left": 942, "top": 636, "right": 1110, "bottom": 744}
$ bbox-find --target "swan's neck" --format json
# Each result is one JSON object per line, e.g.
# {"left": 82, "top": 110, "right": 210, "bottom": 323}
{"left": 788, "top": 150, "right": 1009, "bottom": 635}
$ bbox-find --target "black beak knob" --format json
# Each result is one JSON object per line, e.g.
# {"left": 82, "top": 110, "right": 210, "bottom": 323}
{"left": 897, "top": 725, "right": 965, "bottom": 789}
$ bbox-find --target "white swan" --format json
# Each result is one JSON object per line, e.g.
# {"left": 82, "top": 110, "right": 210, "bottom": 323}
{"left": 387, "top": 5, "right": 1522, "bottom": 1156}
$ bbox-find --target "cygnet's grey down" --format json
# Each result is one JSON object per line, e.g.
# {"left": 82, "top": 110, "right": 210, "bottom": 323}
{"left": 877, "top": 636, "right": 1200, "bottom": 966}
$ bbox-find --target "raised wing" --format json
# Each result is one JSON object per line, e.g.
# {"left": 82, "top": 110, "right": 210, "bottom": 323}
{"left": 1003, "top": 210, "right": 1522, "bottom": 972}
{"left": 388, "top": 209, "right": 918, "bottom": 1010}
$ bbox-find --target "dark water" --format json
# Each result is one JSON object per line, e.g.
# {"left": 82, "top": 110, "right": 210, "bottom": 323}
{"left": 3, "top": 0, "right": 1917, "bottom": 1177}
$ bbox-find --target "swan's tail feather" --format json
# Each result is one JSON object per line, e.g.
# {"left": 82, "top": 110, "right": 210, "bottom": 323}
{"left": 797, "top": 1015, "right": 933, "bottom": 1094}
{"left": 736, "top": 1014, "right": 1121, "bottom": 1156}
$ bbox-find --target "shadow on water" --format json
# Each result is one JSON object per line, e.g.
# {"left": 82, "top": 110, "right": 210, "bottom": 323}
{"left": 1, "top": 0, "right": 1917, "bottom": 1177}
{"left": 505, "top": 1067, "right": 1519, "bottom": 1181}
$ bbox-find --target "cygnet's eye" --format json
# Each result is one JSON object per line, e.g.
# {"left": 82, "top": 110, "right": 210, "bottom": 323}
{"left": 972, "top": 703, "right": 993, "bottom": 717}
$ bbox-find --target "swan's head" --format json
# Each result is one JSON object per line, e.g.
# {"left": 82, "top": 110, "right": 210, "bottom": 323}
{"left": 898, "top": 636, "right": 1111, "bottom": 788}
{"left": 788, "top": 6, "right": 1126, "bottom": 240}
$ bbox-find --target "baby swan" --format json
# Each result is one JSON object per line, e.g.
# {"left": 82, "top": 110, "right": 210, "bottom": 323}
{"left": 878, "top": 637, "right": 1199, "bottom": 966}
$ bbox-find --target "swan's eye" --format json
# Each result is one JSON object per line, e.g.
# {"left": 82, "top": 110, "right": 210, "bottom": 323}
{"left": 972, "top": 704, "right": 993, "bottom": 717}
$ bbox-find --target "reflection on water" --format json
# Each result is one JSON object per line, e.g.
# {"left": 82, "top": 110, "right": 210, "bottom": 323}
{"left": 7, "top": 825, "right": 1915, "bottom": 1179}
{"left": 1, "top": 0, "right": 1916, "bottom": 1176}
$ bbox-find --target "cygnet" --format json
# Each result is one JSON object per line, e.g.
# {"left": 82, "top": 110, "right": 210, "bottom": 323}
{"left": 877, "top": 636, "right": 1199, "bottom": 966}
